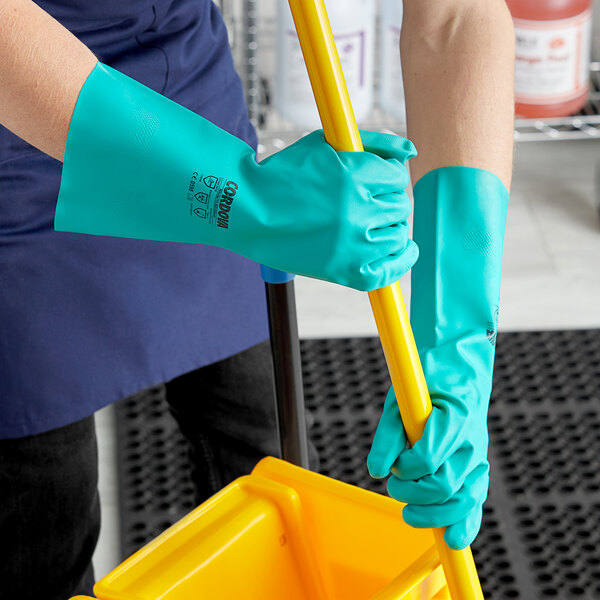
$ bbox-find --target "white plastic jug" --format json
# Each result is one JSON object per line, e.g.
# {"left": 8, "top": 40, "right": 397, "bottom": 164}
{"left": 275, "top": 0, "right": 376, "bottom": 128}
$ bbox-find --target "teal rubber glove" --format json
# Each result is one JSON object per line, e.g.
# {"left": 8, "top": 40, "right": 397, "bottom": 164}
{"left": 55, "top": 63, "right": 418, "bottom": 291}
{"left": 367, "top": 167, "right": 509, "bottom": 550}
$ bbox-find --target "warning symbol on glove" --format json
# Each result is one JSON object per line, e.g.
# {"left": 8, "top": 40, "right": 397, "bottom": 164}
{"left": 203, "top": 175, "right": 218, "bottom": 189}
{"left": 194, "top": 208, "right": 207, "bottom": 219}
{"left": 194, "top": 192, "right": 209, "bottom": 204}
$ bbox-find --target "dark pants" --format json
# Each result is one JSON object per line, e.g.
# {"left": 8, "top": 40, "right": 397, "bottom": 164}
{"left": 0, "top": 341, "right": 296, "bottom": 600}
{"left": 0, "top": 416, "right": 100, "bottom": 600}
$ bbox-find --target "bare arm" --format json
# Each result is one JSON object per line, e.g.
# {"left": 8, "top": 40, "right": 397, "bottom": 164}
{"left": 0, "top": 0, "right": 96, "bottom": 161}
{"left": 401, "top": 0, "right": 515, "bottom": 190}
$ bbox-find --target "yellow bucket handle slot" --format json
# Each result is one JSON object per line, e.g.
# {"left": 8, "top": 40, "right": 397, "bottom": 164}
{"left": 286, "top": 1, "right": 484, "bottom": 598}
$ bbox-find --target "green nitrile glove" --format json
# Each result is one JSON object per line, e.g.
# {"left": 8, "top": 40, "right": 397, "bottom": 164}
{"left": 367, "top": 167, "right": 509, "bottom": 550}
{"left": 55, "top": 63, "right": 419, "bottom": 291}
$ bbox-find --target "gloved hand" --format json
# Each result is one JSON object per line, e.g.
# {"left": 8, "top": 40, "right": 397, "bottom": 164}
{"left": 367, "top": 167, "right": 509, "bottom": 549}
{"left": 55, "top": 62, "right": 418, "bottom": 291}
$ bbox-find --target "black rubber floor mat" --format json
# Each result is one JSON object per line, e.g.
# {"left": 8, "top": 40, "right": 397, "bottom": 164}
{"left": 115, "top": 329, "right": 600, "bottom": 599}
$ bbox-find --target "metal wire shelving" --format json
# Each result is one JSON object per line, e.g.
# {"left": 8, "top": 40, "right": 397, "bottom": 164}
{"left": 514, "top": 62, "right": 600, "bottom": 142}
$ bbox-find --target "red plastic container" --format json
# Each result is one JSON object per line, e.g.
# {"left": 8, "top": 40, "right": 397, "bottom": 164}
{"left": 506, "top": 0, "right": 593, "bottom": 117}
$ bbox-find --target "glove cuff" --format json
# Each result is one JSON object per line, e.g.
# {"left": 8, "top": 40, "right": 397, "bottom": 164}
{"left": 411, "top": 166, "right": 509, "bottom": 353}
{"left": 55, "top": 62, "right": 254, "bottom": 245}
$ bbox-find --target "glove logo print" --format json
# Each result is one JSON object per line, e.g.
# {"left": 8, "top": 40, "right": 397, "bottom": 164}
{"left": 203, "top": 175, "right": 218, "bottom": 189}
{"left": 217, "top": 181, "right": 238, "bottom": 229}
{"left": 187, "top": 173, "right": 238, "bottom": 230}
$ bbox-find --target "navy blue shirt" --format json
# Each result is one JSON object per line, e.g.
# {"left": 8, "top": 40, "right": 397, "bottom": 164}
{"left": 0, "top": 0, "right": 269, "bottom": 438}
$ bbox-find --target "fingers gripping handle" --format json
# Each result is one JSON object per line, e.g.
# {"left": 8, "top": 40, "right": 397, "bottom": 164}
{"left": 287, "top": 1, "right": 483, "bottom": 598}
{"left": 370, "top": 287, "right": 483, "bottom": 599}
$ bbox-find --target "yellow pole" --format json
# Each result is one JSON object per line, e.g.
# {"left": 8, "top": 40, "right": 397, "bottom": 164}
{"left": 286, "top": 1, "right": 484, "bottom": 598}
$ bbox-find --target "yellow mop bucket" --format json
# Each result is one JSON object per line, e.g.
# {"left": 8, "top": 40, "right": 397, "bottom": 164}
{"left": 73, "top": 457, "right": 449, "bottom": 600}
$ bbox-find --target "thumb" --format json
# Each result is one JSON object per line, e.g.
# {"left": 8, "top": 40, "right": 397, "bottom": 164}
{"left": 367, "top": 386, "right": 408, "bottom": 479}
{"left": 359, "top": 130, "right": 417, "bottom": 164}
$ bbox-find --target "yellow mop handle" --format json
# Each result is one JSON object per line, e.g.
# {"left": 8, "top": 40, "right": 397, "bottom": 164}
{"left": 287, "top": 2, "right": 484, "bottom": 598}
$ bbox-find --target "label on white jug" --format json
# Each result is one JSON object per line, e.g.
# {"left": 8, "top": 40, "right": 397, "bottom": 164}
{"left": 514, "top": 10, "right": 592, "bottom": 104}
{"left": 281, "top": 28, "right": 370, "bottom": 102}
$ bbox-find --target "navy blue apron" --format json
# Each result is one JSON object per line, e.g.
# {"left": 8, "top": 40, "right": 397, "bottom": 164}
{"left": 0, "top": 0, "right": 269, "bottom": 438}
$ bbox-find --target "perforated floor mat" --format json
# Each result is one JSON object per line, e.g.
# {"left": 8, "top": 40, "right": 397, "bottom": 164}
{"left": 115, "top": 330, "right": 600, "bottom": 599}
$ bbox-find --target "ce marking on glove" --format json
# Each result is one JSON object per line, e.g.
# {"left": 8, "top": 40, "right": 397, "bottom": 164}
{"left": 188, "top": 172, "right": 198, "bottom": 192}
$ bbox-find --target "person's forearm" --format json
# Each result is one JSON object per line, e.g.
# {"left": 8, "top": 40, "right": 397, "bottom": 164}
{"left": 402, "top": 0, "right": 515, "bottom": 190}
{"left": 0, "top": 0, "right": 96, "bottom": 161}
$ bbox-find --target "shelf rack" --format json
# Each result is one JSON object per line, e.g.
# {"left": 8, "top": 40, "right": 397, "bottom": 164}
{"left": 514, "top": 62, "right": 600, "bottom": 142}
{"left": 219, "top": 2, "right": 599, "bottom": 203}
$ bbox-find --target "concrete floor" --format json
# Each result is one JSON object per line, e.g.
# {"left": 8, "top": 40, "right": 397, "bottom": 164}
{"left": 93, "top": 138, "right": 600, "bottom": 579}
